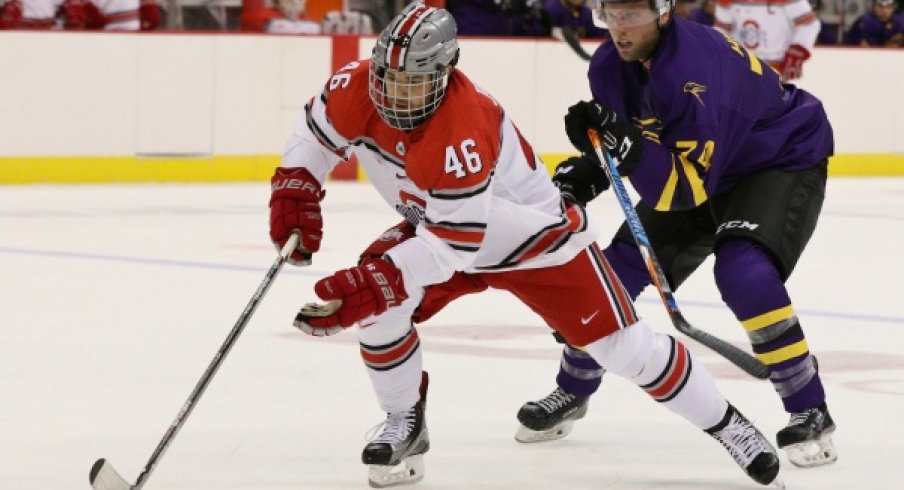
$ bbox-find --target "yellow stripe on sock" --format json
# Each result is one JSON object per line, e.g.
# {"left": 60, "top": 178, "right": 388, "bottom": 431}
{"left": 755, "top": 340, "right": 810, "bottom": 365}
{"left": 741, "top": 305, "right": 795, "bottom": 332}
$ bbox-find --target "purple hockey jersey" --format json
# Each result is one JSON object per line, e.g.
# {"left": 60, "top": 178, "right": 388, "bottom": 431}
{"left": 587, "top": 18, "right": 834, "bottom": 211}
{"left": 846, "top": 12, "right": 904, "bottom": 46}
{"left": 544, "top": 0, "right": 609, "bottom": 38}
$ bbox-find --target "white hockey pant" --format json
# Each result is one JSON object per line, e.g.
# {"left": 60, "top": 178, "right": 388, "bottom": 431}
{"left": 583, "top": 320, "right": 728, "bottom": 429}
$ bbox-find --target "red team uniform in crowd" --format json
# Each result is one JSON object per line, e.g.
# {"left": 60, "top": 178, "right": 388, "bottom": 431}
{"left": 0, "top": 0, "right": 157, "bottom": 29}
{"left": 714, "top": 0, "right": 820, "bottom": 81}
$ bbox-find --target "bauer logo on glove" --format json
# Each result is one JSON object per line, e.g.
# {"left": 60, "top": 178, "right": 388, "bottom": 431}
{"left": 293, "top": 257, "right": 409, "bottom": 336}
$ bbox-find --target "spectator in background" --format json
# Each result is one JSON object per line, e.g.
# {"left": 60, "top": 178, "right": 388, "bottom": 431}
{"left": 0, "top": 0, "right": 105, "bottom": 29}
{"left": 715, "top": 0, "right": 820, "bottom": 81}
{"left": 809, "top": 0, "right": 838, "bottom": 45}
{"left": 241, "top": 0, "right": 320, "bottom": 33}
{"left": 0, "top": 0, "right": 22, "bottom": 27}
{"left": 139, "top": 0, "right": 159, "bottom": 29}
{"left": 447, "top": 0, "right": 549, "bottom": 35}
{"left": 673, "top": 0, "right": 694, "bottom": 18}
{"left": 303, "top": 0, "right": 341, "bottom": 22}
{"left": 321, "top": 8, "right": 374, "bottom": 33}
{"left": 94, "top": 0, "right": 140, "bottom": 29}
{"left": 846, "top": 0, "right": 904, "bottom": 46}
{"left": 502, "top": 0, "right": 550, "bottom": 35}
{"left": 688, "top": 0, "right": 714, "bottom": 25}
{"left": 544, "top": 0, "right": 607, "bottom": 38}
{"left": 446, "top": 0, "right": 509, "bottom": 35}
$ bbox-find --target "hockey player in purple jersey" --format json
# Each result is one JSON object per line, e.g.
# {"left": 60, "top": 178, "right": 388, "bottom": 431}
{"left": 846, "top": 0, "right": 904, "bottom": 47}
{"left": 515, "top": 0, "right": 839, "bottom": 470}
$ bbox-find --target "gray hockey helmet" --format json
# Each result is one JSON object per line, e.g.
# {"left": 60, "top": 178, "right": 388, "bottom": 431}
{"left": 369, "top": 3, "right": 460, "bottom": 130}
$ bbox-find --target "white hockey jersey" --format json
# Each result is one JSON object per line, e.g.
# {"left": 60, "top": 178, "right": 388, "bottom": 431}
{"left": 714, "top": 0, "right": 819, "bottom": 63}
{"left": 283, "top": 60, "right": 599, "bottom": 291}
{"left": 266, "top": 16, "right": 320, "bottom": 34}
{"left": 94, "top": 0, "right": 139, "bottom": 30}
{"left": 19, "top": 0, "right": 63, "bottom": 28}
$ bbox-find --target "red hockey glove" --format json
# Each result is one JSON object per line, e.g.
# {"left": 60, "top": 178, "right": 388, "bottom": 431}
{"left": 0, "top": 0, "right": 23, "bottom": 29}
{"left": 269, "top": 167, "right": 325, "bottom": 266}
{"left": 81, "top": 0, "right": 107, "bottom": 29}
{"left": 59, "top": 0, "right": 87, "bottom": 29}
{"left": 139, "top": 0, "right": 160, "bottom": 30}
{"left": 779, "top": 44, "right": 810, "bottom": 82}
{"left": 296, "top": 258, "right": 409, "bottom": 333}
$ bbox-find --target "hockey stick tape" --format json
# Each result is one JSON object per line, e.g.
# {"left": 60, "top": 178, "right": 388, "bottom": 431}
{"left": 294, "top": 299, "right": 343, "bottom": 337}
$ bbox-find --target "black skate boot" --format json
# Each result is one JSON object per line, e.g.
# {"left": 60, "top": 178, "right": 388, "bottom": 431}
{"left": 706, "top": 405, "right": 783, "bottom": 487}
{"left": 515, "top": 387, "right": 589, "bottom": 443}
{"left": 776, "top": 403, "right": 837, "bottom": 468}
{"left": 362, "top": 372, "right": 430, "bottom": 488}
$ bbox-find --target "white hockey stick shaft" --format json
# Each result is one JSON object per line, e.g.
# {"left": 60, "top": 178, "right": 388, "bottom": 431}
{"left": 89, "top": 232, "right": 301, "bottom": 489}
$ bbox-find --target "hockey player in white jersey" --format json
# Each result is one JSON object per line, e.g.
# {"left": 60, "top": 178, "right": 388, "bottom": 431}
{"left": 271, "top": 3, "right": 782, "bottom": 487}
{"left": 714, "top": 0, "right": 820, "bottom": 81}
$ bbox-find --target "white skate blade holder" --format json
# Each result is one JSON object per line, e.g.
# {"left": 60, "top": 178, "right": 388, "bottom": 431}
{"left": 785, "top": 432, "right": 838, "bottom": 468}
{"left": 514, "top": 420, "right": 576, "bottom": 443}
{"left": 367, "top": 454, "right": 425, "bottom": 488}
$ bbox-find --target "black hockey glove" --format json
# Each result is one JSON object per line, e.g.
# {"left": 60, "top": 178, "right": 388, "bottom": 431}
{"left": 552, "top": 155, "right": 610, "bottom": 206}
{"left": 564, "top": 100, "right": 644, "bottom": 175}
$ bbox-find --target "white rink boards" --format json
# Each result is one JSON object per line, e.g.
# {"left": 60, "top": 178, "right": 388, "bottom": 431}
{"left": 1, "top": 179, "right": 903, "bottom": 489}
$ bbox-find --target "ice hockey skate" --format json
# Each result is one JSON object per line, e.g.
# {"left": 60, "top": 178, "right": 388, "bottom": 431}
{"left": 362, "top": 374, "right": 430, "bottom": 488}
{"left": 515, "top": 387, "right": 589, "bottom": 443}
{"left": 776, "top": 403, "right": 837, "bottom": 468}
{"left": 706, "top": 405, "right": 783, "bottom": 488}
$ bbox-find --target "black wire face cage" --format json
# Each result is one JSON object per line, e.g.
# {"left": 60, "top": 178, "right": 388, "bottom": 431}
{"left": 369, "top": 61, "right": 450, "bottom": 131}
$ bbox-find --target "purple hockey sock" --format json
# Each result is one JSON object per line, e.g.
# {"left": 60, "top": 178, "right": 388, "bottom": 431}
{"left": 714, "top": 240, "right": 826, "bottom": 412}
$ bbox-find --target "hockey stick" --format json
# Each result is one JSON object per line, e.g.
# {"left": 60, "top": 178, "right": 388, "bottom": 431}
{"left": 89, "top": 232, "right": 301, "bottom": 490}
{"left": 558, "top": 25, "right": 592, "bottom": 62}
{"left": 587, "top": 130, "right": 770, "bottom": 379}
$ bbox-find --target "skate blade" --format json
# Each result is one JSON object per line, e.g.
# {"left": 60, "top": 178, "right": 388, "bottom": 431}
{"left": 785, "top": 433, "right": 838, "bottom": 468}
{"left": 367, "top": 454, "right": 425, "bottom": 488}
{"left": 514, "top": 420, "right": 575, "bottom": 443}
{"left": 771, "top": 476, "right": 787, "bottom": 490}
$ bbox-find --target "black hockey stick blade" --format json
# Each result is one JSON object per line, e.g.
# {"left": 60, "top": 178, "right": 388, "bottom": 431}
{"left": 672, "top": 313, "right": 771, "bottom": 379}
{"left": 90, "top": 458, "right": 132, "bottom": 490}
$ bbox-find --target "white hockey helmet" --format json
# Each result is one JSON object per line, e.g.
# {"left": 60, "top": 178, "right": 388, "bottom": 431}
{"left": 369, "top": 3, "right": 460, "bottom": 131}
{"left": 588, "top": 0, "right": 675, "bottom": 28}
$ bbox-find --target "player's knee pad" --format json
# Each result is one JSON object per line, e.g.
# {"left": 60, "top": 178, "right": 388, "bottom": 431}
{"left": 582, "top": 320, "right": 655, "bottom": 379}
{"left": 583, "top": 321, "right": 683, "bottom": 388}
{"left": 713, "top": 240, "right": 787, "bottom": 311}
